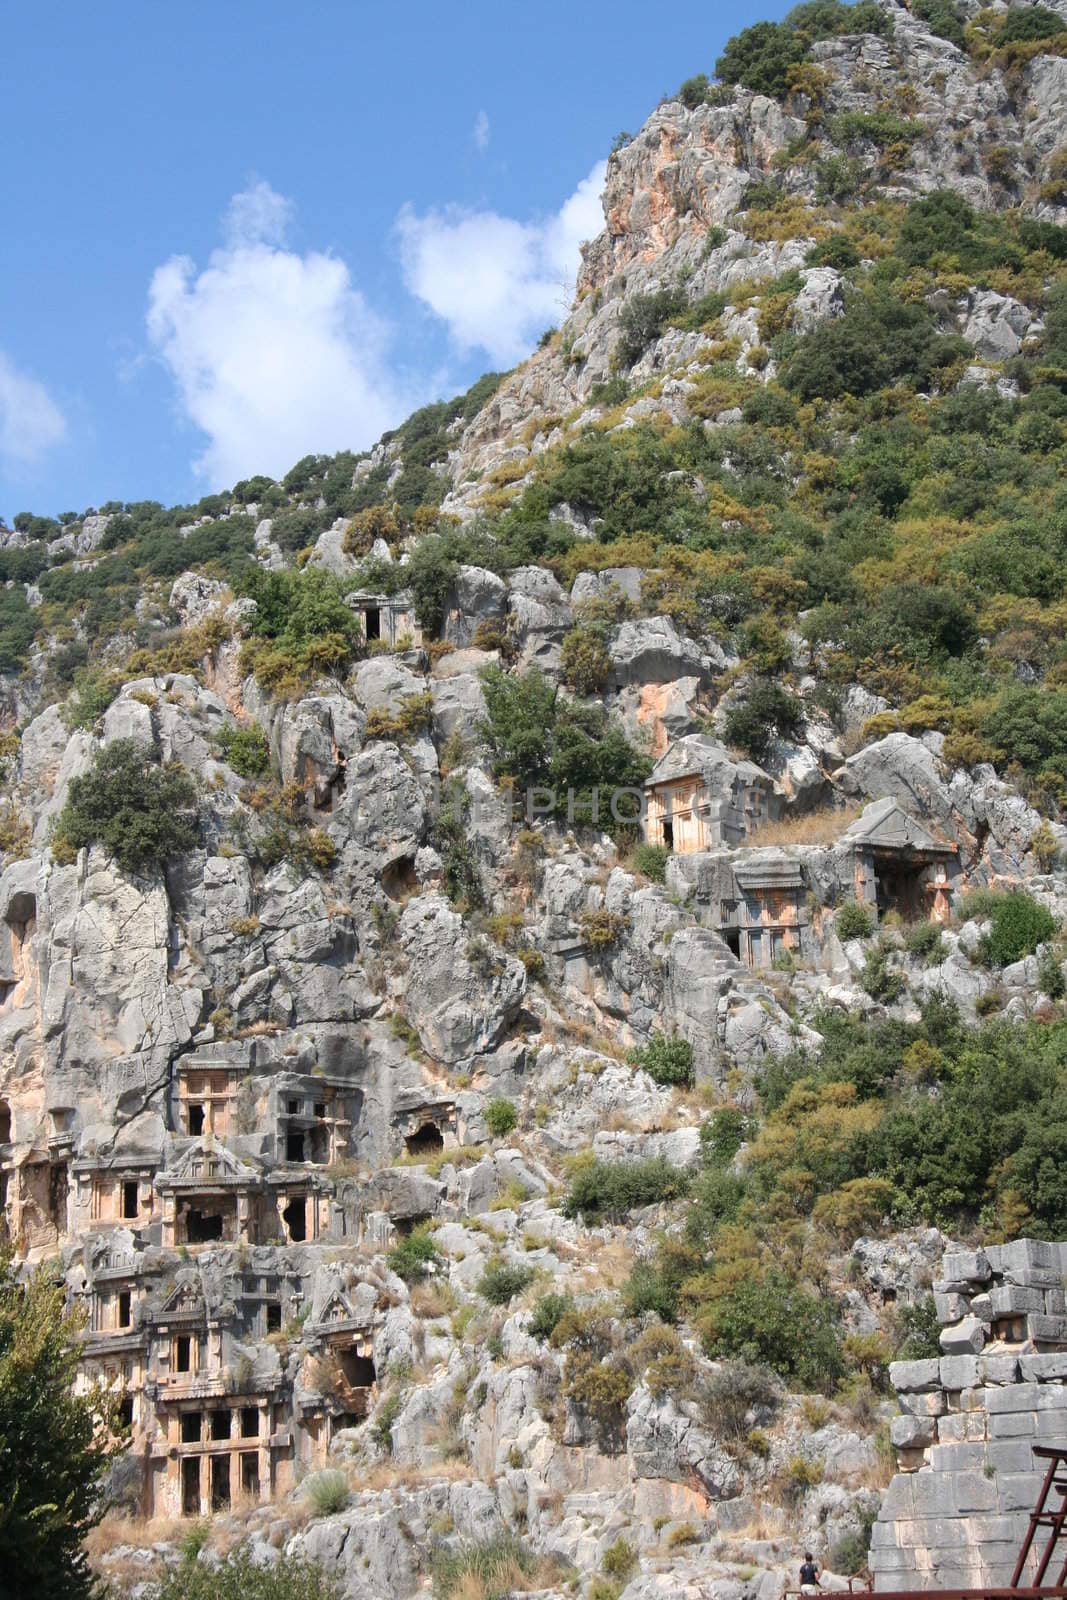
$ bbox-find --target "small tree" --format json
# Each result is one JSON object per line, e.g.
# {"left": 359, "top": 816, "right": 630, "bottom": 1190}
{"left": 0, "top": 1257, "right": 121, "bottom": 1600}
{"left": 148, "top": 1545, "right": 339, "bottom": 1600}
{"left": 53, "top": 738, "right": 198, "bottom": 874}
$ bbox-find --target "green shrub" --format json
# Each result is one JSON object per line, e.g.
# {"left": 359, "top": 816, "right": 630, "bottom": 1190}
{"left": 602, "top": 1539, "right": 638, "bottom": 1581}
{"left": 699, "top": 1108, "right": 751, "bottom": 1167}
{"left": 53, "top": 739, "right": 198, "bottom": 874}
{"left": 837, "top": 900, "right": 874, "bottom": 940}
{"left": 831, "top": 1526, "right": 873, "bottom": 1578}
{"left": 628, "top": 1033, "right": 695, "bottom": 1088}
{"left": 301, "top": 1468, "right": 350, "bottom": 1516}
{"left": 998, "top": 5, "right": 1065, "bottom": 44}
{"left": 387, "top": 1228, "right": 440, "bottom": 1284}
{"left": 1038, "top": 947, "right": 1066, "bottom": 999}
{"left": 894, "top": 1296, "right": 942, "bottom": 1360}
{"left": 913, "top": 0, "right": 965, "bottom": 46}
{"left": 484, "top": 1099, "right": 518, "bottom": 1138}
{"left": 148, "top": 1546, "right": 339, "bottom": 1600}
{"left": 783, "top": 288, "right": 968, "bottom": 402}
{"left": 701, "top": 1270, "right": 845, "bottom": 1392}
{"left": 862, "top": 942, "right": 905, "bottom": 1003}
{"left": 616, "top": 288, "right": 686, "bottom": 368}
{"left": 701, "top": 1359, "right": 781, "bottom": 1439}
{"left": 723, "top": 680, "right": 805, "bottom": 760}
{"left": 560, "top": 624, "right": 612, "bottom": 693}
{"left": 430, "top": 1534, "right": 536, "bottom": 1600}
{"left": 563, "top": 1156, "right": 689, "bottom": 1221}
{"left": 980, "top": 891, "right": 1057, "bottom": 967}
{"left": 217, "top": 723, "right": 270, "bottom": 778}
{"left": 630, "top": 842, "right": 669, "bottom": 882}
{"left": 905, "top": 920, "right": 945, "bottom": 963}
{"left": 528, "top": 1292, "right": 574, "bottom": 1342}
{"left": 477, "top": 1260, "right": 535, "bottom": 1305}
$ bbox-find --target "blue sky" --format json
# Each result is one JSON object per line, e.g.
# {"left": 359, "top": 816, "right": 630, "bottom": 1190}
{"left": 1, "top": 0, "right": 789, "bottom": 520}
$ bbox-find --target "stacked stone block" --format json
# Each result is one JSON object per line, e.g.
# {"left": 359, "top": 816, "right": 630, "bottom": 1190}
{"left": 871, "top": 1240, "right": 1067, "bottom": 1590}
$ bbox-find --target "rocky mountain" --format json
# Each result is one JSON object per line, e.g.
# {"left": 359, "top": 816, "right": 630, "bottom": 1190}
{"left": 6, "top": 0, "right": 1067, "bottom": 1596}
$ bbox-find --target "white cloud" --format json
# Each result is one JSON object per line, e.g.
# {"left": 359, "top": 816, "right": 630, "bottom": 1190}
{"left": 0, "top": 351, "right": 67, "bottom": 471}
{"left": 146, "top": 181, "right": 403, "bottom": 487}
{"left": 396, "top": 160, "right": 607, "bottom": 366}
{"left": 473, "top": 110, "right": 490, "bottom": 153}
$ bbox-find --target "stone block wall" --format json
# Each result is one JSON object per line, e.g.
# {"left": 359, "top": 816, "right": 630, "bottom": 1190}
{"left": 871, "top": 1239, "right": 1067, "bottom": 1590}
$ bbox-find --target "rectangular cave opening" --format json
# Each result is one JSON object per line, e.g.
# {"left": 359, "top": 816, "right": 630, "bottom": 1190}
{"left": 283, "top": 1196, "right": 307, "bottom": 1242}
{"left": 265, "top": 1302, "right": 282, "bottom": 1333}
{"left": 210, "top": 1408, "right": 231, "bottom": 1441}
{"left": 182, "top": 1456, "right": 200, "bottom": 1516}
{"left": 181, "top": 1411, "right": 200, "bottom": 1443}
{"left": 187, "top": 1103, "right": 205, "bottom": 1136}
{"left": 364, "top": 607, "right": 381, "bottom": 642}
{"left": 240, "top": 1405, "right": 259, "bottom": 1438}
{"left": 175, "top": 1336, "right": 193, "bottom": 1374}
{"left": 338, "top": 1349, "right": 375, "bottom": 1388}
{"left": 121, "top": 1181, "right": 139, "bottom": 1219}
{"left": 118, "top": 1290, "right": 131, "bottom": 1328}
{"left": 118, "top": 1395, "right": 134, "bottom": 1430}
{"left": 285, "top": 1130, "right": 306, "bottom": 1163}
{"left": 181, "top": 1196, "right": 235, "bottom": 1244}
{"left": 240, "top": 1453, "right": 260, "bottom": 1500}
{"left": 210, "top": 1453, "right": 231, "bottom": 1511}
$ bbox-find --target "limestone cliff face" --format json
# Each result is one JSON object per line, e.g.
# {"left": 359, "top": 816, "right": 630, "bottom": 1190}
{"left": 439, "top": 0, "right": 1067, "bottom": 514}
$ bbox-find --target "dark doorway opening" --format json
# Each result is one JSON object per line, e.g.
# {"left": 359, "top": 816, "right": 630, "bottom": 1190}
{"left": 405, "top": 1122, "right": 444, "bottom": 1158}
{"left": 266, "top": 1302, "right": 282, "bottom": 1333}
{"left": 118, "top": 1290, "right": 131, "bottom": 1328}
{"left": 240, "top": 1406, "right": 259, "bottom": 1438}
{"left": 338, "top": 1350, "right": 375, "bottom": 1387}
{"left": 118, "top": 1395, "right": 134, "bottom": 1430}
{"left": 240, "top": 1453, "right": 260, "bottom": 1500}
{"left": 365, "top": 607, "right": 381, "bottom": 642}
{"left": 122, "top": 1181, "right": 139, "bottom": 1219}
{"left": 286, "top": 1131, "right": 305, "bottom": 1163}
{"left": 182, "top": 1456, "right": 200, "bottom": 1516}
{"left": 175, "top": 1336, "right": 192, "bottom": 1373}
{"left": 0, "top": 1102, "right": 10, "bottom": 1143}
{"left": 210, "top": 1453, "right": 231, "bottom": 1511}
{"left": 211, "top": 1409, "right": 231, "bottom": 1441}
{"left": 181, "top": 1411, "right": 200, "bottom": 1443}
{"left": 393, "top": 1211, "right": 431, "bottom": 1238}
{"left": 662, "top": 819, "right": 674, "bottom": 850}
{"left": 283, "top": 1197, "right": 307, "bottom": 1242}
{"left": 309, "top": 1125, "right": 330, "bottom": 1164}
{"left": 723, "top": 927, "right": 741, "bottom": 960}
{"left": 187, "top": 1104, "right": 205, "bottom": 1136}
{"left": 180, "top": 1196, "right": 235, "bottom": 1243}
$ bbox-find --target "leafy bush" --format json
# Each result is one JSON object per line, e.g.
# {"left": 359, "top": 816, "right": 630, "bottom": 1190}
{"left": 715, "top": 1, "right": 890, "bottom": 96}
{"left": 895, "top": 1296, "right": 942, "bottom": 1360}
{"left": 905, "top": 920, "right": 945, "bottom": 963}
{"left": 53, "top": 739, "right": 198, "bottom": 874}
{"left": 837, "top": 900, "right": 874, "bottom": 940}
{"left": 560, "top": 624, "right": 612, "bottom": 693}
{"left": 484, "top": 1098, "right": 518, "bottom": 1138}
{"left": 217, "top": 722, "right": 270, "bottom": 778}
{"left": 563, "top": 1156, "right": 689, "bottom": 1221}
{"left": 913, "top": 0, "right": 965, "bottom": 46}
{"left": 701, "top": 1359, "right": 782, "bottom": 1439}
{"left": 148, "top": 1547, "right": 339, "bottom": 1600}
{"left": 783, "top": 288, "right": 968, "bottom": 401}
{"left": 630, "top": 842, "right": 669, "bottom": 882}
{"left": 477, "top": 1260, "right": 535, "bottom": 1305}
{"left": 528, "top": 1292, "right": 574, "bottom": 1342}
{"left": 387, "top": 1228, "right": 440, "bottom": 1284}
{"left": 628, "top": 1033, "right": 695, "bottom": 1088}
{"left": 616, "top": 288, "right": 685, "bottom": 367}
{"left": 723, "top": 680, "right": 805, "bottom": 759}
{"left": 1038, "top": 947, "right": 1066, "bottom": 999}
{"left": 862, "top": 942, "right": 905, "bottom": 1002}
{"left": 998, "top": 5, "right": 1065, "bottom": 44}
{"left": 700, "top": 1269, "right": 845, "bottom": 1392}
{"left": 979, "top": 891, "right": 1057, "bottom": 967}
{"left": 831, "top": 1526, "right": 873, "bottom": 1578}
{"left": 302, "top": 1468, "right": 350, "bottom": 1516}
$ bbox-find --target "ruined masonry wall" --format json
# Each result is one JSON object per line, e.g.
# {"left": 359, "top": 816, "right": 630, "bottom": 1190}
{"left": 872, "top": 1239, "right": 1067, "bottom": 1591}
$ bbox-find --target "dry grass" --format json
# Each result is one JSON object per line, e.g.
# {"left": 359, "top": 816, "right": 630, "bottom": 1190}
{"left": 571, "top": 1237, "right": 635, "bottom": 1293}
{"left": 411, "top": 1280, "right": 457, "bottom": 1319}
{"left": 744, "top": 804, "right": 862, "bottom": 848}
{"left": 356, "top": 1457, "right": 475, "bottom": 1493}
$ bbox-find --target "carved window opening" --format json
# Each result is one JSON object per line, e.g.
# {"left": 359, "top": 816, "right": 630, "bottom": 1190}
{"left": 405, "top": 1122, "right": 444, "bottom": 1157}
{"left": 0, "top": 1102, "right": 10, "bottom": 1143}
{"left": 122, "top": 1181, "right": 139, "bottom": 1219}
{"left": 175, "top": 1336, "right": 193, "bottom": 1374}
{"left": 211, "top": 1409, "right": 231, "bottom": 1441}
{"left": 210, "top": 1454, "right": 230, "bottom": 1511}
{"left": 240, "top": 1406, "right": 259, "bottom": 1438}
{"left": 182, "top": 1457, "right": 200, "bottom": 1516}
{"left": 187, "top": 1104, "right": 205, "bottom": 1136}
{"left": 240, "top": 1453, "right": 260, "bottom": 1499}
{"left": 181, "top": 1411, "right": 200, "bottom": 1442}
{"left": 117, "top": 1291, "right": 131, "bottom": 1328}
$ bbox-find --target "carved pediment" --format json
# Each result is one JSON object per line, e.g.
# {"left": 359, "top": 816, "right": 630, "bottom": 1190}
{"left": 161, "top": 1139, "right": 257, "bottom": 1185}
